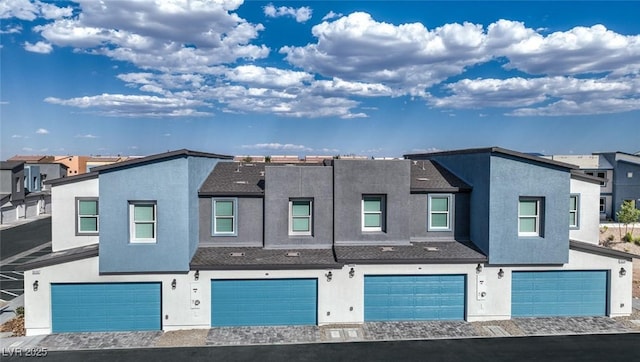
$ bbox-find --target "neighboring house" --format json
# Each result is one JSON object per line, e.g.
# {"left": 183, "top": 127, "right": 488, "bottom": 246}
{"left": 19, "top": 147, "right": 635, "bottom": 336}
{"left": 546, "top": 153, "right": 640, "bottom": 220}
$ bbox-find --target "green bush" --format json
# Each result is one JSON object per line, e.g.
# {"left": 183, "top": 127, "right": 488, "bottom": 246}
{"left": 15, "top": 306, "right": 24, "bottom": 316}
{"left": 623, "top": 232, "right": 634, "bottom": 243}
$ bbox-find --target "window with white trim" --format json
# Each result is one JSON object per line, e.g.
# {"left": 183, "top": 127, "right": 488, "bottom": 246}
{"left": 362, "top": 195, "right": 385, "bottom": 232}
{"left": 129, "top": 202, "right": 156, "bottom": 243}
{"left": 569, "top": 194, "right": 579, "bottom": 228}
{"left": 428, "top": 194, "right": 452, "bottom": 231}
{"left": 212, "top": 199, "right": 237, "bottom": 236}
{"left": 76, "top": 198, "right": 98, "bottom": 235}
{"left": 518, "top": 197, "right": 542, "bottom": 237}
{"left": 289, "top": 199, "right": 312, "bottom": 236}
{"left": 599, "top": 198, "right": 606, "bottom": 213}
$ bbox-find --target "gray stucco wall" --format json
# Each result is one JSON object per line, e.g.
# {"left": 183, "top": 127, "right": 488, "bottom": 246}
{"left": 264, "top": 165, "right": 333, "bottom": 249}
{"left": 488, "top": 155, "right": 570, "bottom": 264}
{"left": 199, "top": 197, "right": 263, "bottom": 247}
{"left": 0, "top": 170, "right": 12, "bottom": 194}
{"left": 99, "top": 156, "right": 220, "bottom": 273}
{"left": 612, "top": 161, "right": 640, "bottom": 218}
{"left": 410, "top": 193, "right": 470, "bottom": 241}
{"left": 420, "top": 153, "right": 491, "bottom": 255}
{"left": 333, "top": 160, "right": 410, "bottom": 245}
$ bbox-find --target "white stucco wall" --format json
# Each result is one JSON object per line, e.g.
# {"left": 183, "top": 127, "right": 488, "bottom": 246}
{"left": 51, "top": 178, "right": 99, "bottom": 252}
{"left": 570, "top": 178, "right": 601, "bottom": 244}
{"left": 24, "top": 249, "right": 633, "bottom": 336}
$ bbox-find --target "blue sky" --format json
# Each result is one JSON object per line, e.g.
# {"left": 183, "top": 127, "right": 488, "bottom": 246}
{"left": 1, "top": 1, "right": 639, "bottom": 159}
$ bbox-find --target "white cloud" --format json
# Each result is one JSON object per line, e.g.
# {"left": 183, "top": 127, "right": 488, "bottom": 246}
{"left": 0, "top": 24, "right": 22, "bottom": 34}
{"left": 24, "top": 41, "right": 52, "bottom": 54}
{"left": 224, "top": 65, "right": 313, "bottom": 88}
{"left": 322, "top": 11, "right": 342, "bottom": 21}
{"left": 11, "top": 134, "right": 22, "bottom": 138}
{"left": 45, "top": 93, "right": 211, "bottom": 118}
{"left": 264, "top": 3, "right": 312, "bottom": 23}
{"left": 22, "top": 147, "right": 33, "bottom": 151}
{"left": 32, "top": 0, "right": 269, "bottom": 72}
{"left": 0, "top": 0, "right": 71, "bottom": 21}
{"left": 75, "top": 134, "right": 98, "bottom": 138}
{"left": 35, "top": 128, "right": 49, "bottom": 134}
{"left": 242, "top": 143, "right": 312, "bottom": 151}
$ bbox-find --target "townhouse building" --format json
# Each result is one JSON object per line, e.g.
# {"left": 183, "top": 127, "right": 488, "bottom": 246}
{"left": 19, "top": 147, "right": 634, "bottom": 335}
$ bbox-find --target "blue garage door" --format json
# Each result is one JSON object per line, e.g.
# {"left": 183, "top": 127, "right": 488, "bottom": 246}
{"left": 211, "top": 279, "right": 317, "bottom": 326}
{"left": 512, "top": 271, "right": 608, "bottom": 317}
{"left": 51, "top": 283, "right": 161, "bottom": 333}
{"left": 364, "top": 275, "right": 465, "bottom": 321}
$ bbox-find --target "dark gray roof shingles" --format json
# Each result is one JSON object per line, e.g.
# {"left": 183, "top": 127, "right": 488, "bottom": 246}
{"left": 335, "top": 241, "right": 486, "bottom": 264}
{"left": 410, "top": 160, "right": 471, "bottom": 192}
{"left": 190, "top": 247, "right": 340, "bottom": 269}
{"left": 17, "top": 244, "right": 99, "bottom": 271}
{"left": 199, "top": 162, "right": 266, "bottom": 196}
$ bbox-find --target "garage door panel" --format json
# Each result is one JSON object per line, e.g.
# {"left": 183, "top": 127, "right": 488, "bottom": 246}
{"left": 211, "top": 279, "right": 317, "bottom": 327}
{"left": 512, "top": 271, "right": 607, "bottom": 317}
{"left": 364, "top": 275, "right": 465, "bottom": 321}
{"left": 51, "top": 283, "right": 161, "bottom": 333}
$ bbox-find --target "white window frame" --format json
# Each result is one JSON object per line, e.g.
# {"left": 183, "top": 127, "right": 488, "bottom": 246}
{"left": 428, "top": 194, "right": 453, "bottom": 231}
{"left": 129, "top": 201, "right": 157, "bottom": 243}
{"left": 518, "top": 197, "right": 542, "bottom": 237}
{"left": 362, "top": 195, "right": 385, "bottom": 232}
{"left": 76, "top": 197, "right": 99, "bottom": 235}
{"left": 212, "top": 198, "right": 237, "bottom": 236}
{"left": 569, "top": 194, "right": 579, "bottom": 229}
{"left": 289, "top": 199, "right": 313, "bottom": 236}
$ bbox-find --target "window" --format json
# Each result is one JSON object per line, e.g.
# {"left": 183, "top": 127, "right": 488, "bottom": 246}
{"left": 76, "top": 198, "right": 98, "bottom": 235}
{"left": 428, "top": 194, "right": 452, "bottom": 231}
{"left": 289, "top": 199, "right": 312, "bottom": 236}
{"left": 628, "top": 172, "right": 634, "bottom": 179}
{"left": 518, "top": 197, "right": 542, "bottom": 237}
{"left": 362, "top": 195, "right": 385, "bottom": 232}
{"left": 586, "top": 171, "right": 607, "bottom": 186}
{"left": 212, "top": 199, "right": 237, "bottom": 236}
{"left": 569, "top": 195, "right": 579, "bottom": 228}
{"left": 129, "top": 202, "right": 156, "bottom": 243}
{"left": 599, "top": 198, "right": 606, "bottom": 213}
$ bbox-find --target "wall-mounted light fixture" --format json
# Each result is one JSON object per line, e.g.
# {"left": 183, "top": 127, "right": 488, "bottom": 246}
{"left": 349, "top": 268, "right": 355, "bottom": 278}
{"left": 33, "top": 280, "right": 39, "bottom": 291}
{"left": 620, "top": 267, "right": 627, "bottom": 277}
{"left": 325, "top": 271, "right": 333, "bottom": 282}
{"left": 476, "top": 264, "right": 483, "bottom": 274}
{"left": 194, "top": 270, "right": 200, "bottom": 281}
{"left": 498, "top": 268, "right": 505, "bottom": 279}
{"left": 171, "top": 279, "right": 177, "bottom": 289}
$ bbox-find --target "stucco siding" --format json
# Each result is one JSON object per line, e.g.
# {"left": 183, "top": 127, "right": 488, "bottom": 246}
{"left": 51, "top": 178, "right": 99, "bottom": 252}
{"left": 187, "top": 157, "right": 222, "bottom": 257}
{"left": 264, "top": 166, "right": 333, "bottom": 249}
{"left": 410, "top": 193, "right": 470, "bottom": 241}
{"left": 199, "top": 197, "right": 263, "bottom": 246}
{"left": 570, "top": 178, "right": 600, "bottom": 244}
{"left": 99, "top": 157, "right": 191, "bottom": 273}
{"left": 488, "top": 155, "right": 570, "bottom": 264}
{"left": 333, "top": 160, "right": 411, "bottom": 245}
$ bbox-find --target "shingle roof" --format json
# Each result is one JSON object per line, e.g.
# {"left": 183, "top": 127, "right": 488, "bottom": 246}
{"left": 17, "top": 244, "right": 98, "bottom": 271}
{"left": 569, "top": 239, "right": 639, "bottom": 261}
{"left": 45, "top": 171, "right": 98, "bottom": 186}
{"left": 334, "top": 241, "right": 487, "bottom": 264}
{"left": 190, "top": 247, "right": 340, "bottom": 270}
{"left": 199, "top": 162, "right": 266, "bottom": 196}
{"left": 0, "top": 161, "right": 24, "bottom": 171}
{"left": 410, "top": 160, "right": 471, "bottom": 192}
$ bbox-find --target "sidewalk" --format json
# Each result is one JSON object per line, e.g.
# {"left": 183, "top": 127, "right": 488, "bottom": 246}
{"left": 2, "top": 313, "right": 640, "bottom": 351}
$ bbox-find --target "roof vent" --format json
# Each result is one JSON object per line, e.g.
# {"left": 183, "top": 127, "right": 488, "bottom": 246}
{"left": 416, "top": 177, "right": 429, "bottom": 181}
{"left": 285, "top": 251, "right": 300, "bottom": 257}
{"left": 413, "top": 160, "right": 418, "bottom": 165}
{"left": 424, "top": 247, "right": 440, "bottom": 252}
{"left": 380, "top": 247, "right": 395, "bottom": 252}
{"left": 234, "top": 180, "right": 248, "bottom": 184}
{"left": 259, "top": 171, "right": 265, "bottom": 177}
{"left": 229, "top": 252, "right": 245, "bottom": 257}
{"left": 244, "top": 163, "right": 255, "bottom": 167}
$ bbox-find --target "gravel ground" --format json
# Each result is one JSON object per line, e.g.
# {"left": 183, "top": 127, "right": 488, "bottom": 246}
{"left": 612, "top": 308, "right": 640, "bottom": 331}
{"left": 471, "top": 319, "right": 525, "bottom": 337}
{"left": 155, "top": 329, "right": 209, "bottom": 347}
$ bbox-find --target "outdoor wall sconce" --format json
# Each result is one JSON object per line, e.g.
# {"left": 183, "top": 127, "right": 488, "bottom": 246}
{"left": 325, "top": 271, "right": 333, "bottom": 282}
{"left": 498, "top": 268, "right": 505, "bottom": 279}
{"left": 476, "top": 264, "right": 483, "bottom": 274}
{"left": 194, "top": 270, "right": 200, "bottom": 281}
{"left": 620, "top": 267, "right": 627, "bottom": 277}
{"left": 349, "top": 268, "right": 355, "bottom": 278}
{"left": 171, "top": 279, "right": 177, "bottom": 289}
{"left": 33, "top": 280, "right": 39, "bottom": 291}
